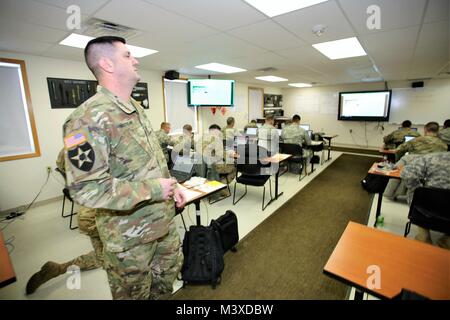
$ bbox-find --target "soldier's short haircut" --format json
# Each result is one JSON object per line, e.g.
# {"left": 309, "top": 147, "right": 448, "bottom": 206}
{"left": 183, "top": 124, "right": 192, "bottom": 132}
{"left": 209, "top": 124, "right": 221, "bottom": 131}
{"left": 84, "top": 36, "right": 126, "bottom": 77}
{"left": 292, "top": 115, "right": 301, "bottom": 122}
{"left": 265, "top": 114, "right": 275, "bottom": 121}
{"left": 425, "top": 121, "right": 439, "bottom": 133}
{"left": 402, "top": 120, "right": 412, "bottom": 128}
{"left": 160, "top": 122, "right": 170, "bottom": 129}
{"left": 443, "top": 119, "right": 450, "bottom": 129}
{"left": 226, "top": 117, "right": 235, "bottom": 125}
{"left": 250, "top": 119, "right": 257, "bottom": 124}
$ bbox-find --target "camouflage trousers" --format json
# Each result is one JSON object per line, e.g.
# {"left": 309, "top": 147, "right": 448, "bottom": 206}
{"left": 103, "top": 221, "right": 183, "bottom": 300}
{"left": 67, "top": 206, "right": 103, "bottom": 270}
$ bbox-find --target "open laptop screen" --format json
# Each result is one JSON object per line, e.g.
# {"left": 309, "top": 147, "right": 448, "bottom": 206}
{"left": 299, "top": 124, "right": 310, "bottom": 131}
{"left": 246, "top": 128, "right": 257, "bottom": 135}
{"left": 404, "top": 135, "right": 416, "bottom": 143}
{"left": 172, "top": 157, "right": 194, "bottom": 173}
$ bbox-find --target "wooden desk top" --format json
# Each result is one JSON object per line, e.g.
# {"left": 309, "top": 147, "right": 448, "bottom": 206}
{"left": 379, "top": 148, "right": 397, "bottom": 154}
{"left": 180, "top": 180, "right": 227, "bottom": 204}
{"left": 324, "top": 222, "right": 450, "bottom": 300}
{"left": 261, "top": 153, "right": 292, "bottom": 163}
{"left": 0, "top": 230, "right": 16, "bottom": 288}
{"left": 368, "top": 162, "right": 402, "bottom": 179}
{"left": 309, "top": 141, "right": 323, "bottom": 146}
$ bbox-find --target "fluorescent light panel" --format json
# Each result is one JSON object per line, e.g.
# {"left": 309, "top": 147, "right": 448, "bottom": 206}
{"left": 312, "top": 37, "right": 366, "bottom": 60}
{"left": 255, "top": 76, "right": 288, "bottom": 82}
{"left": 244, "top": 0, "right": 328, "bottom": 17}
{"left": 289, "top": 83, "right": 312, "bottom": 88}
{"left": 195, "top": 63, "right": 246, "bottom": 74}
{"left": 59, "top": 33, "right": 158, "bottom": 58}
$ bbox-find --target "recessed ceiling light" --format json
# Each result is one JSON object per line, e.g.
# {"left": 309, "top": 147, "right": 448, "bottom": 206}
{"left": 244, "top": 0, "right": 329, "bottom": 17}
{"left": 312, "top": 37, "right": 367, "bottom": 60}
{"left": 195, "top": 63, "right": 246, "bottom": 74}
{"left": 59, "top": 33, "right": 158, "bottom": 58}
{"left": 255, "top": 76, "right": 288, "bottom": 82}
{"left": 288, "top": 83, "right": 313, "bottom": 88}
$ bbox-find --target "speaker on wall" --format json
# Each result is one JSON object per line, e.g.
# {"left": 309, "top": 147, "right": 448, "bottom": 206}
{"left": 412, "top": 81, "right": 424, "bottom": 88}
{"left": 165, "top": 70, "right": 179, "bottom": 80}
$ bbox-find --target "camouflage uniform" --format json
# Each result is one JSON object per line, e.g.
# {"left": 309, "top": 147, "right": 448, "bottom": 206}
{"left": 401, "top": 152, "right": 450, "bottom": 249}
{"left": 56, "top": 149, "right": 103, "bottom": 270}
{"left": 258, "top": 123, "right": 279, "bottom": 156}
{"left": 244, "top": 122, "right": 258, "bottom": 130}
{"left": 63, "top": 86, "right": 182, "bottom": 300}
{"left": 395, "top": 135, "right": 448, "bottom": 161}
{"left": 281, "top": 123, "right": 312, "bottom": 163}
{"left": 438, "top": 127, "right": 450, "bottom": 145}
{"left": 155, "top": 129, "right": 176, "bottom": 162}
{"left": 383, "top": 128, "right": 420, "bottom": 149}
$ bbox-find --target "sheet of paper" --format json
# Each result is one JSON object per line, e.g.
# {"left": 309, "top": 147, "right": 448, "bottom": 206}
{"left": 181, "top": 188, "right": 202, "bottom": 202}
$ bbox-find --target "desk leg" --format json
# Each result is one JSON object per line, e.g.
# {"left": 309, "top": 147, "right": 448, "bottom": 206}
{"left": 309, "top": 154, "right": 315, "bottom": 175}
{"left": 195, "top": 201, "right": 201, "bottom": 226}
{"left": 327, "top": 140, "right": 332, "bottom": 161}
{"left": 354, "top": 289, "right": 364, "bottom": 300}
{"left": 274, "top": 169, "right": 282, "bottom": 200}
{"left": 374, "top": 192, "right": 383, "bottom": 227}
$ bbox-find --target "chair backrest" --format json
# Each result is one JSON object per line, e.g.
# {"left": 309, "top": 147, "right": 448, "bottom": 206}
{"left": 408, "top": 186, "right": 450, "bottom": 234}
{"left": 236, "top": 145, "right": 270, "bottom": 176}
{"left": 279, "top": 143, "right": 303, "bottom": 157}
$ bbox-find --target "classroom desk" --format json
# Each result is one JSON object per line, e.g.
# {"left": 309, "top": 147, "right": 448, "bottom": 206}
{"left": 0, "top": 230, "right": 16, "bottom": 288}
{"left": 179, "top": 180, "right": 227, "bottom": 226}
{"left": 322, "top": 134, "right": 338, "bottom": 162}
{"left": 323, "top": 222, "right": 450, "bottom": 300}
{"left": 378, "top": 147, "right": 397, "bottom": 162}
{"left": 261, "top": 153, "right": 292, "bottom": 204}
{"left": 368, "top": 162, "right": 402, "bottom": 227}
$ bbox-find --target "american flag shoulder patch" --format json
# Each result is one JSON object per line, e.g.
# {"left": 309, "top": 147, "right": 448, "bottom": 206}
{"left": 64, "top": 131, "right": 87, "bottom": 149}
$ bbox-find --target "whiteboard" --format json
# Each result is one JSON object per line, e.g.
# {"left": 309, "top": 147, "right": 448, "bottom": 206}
{"left": 389, "top": 80, "right": 450, "bottom": 125}
{"left": 164, "top": 80, "right": 198, "bottom": 134}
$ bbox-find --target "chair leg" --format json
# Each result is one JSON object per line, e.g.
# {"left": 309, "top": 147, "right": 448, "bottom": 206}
{"left": 233, "top": 182, "right": 247, "bottom": 205}
{"left": 69, "top": 201, "right": 78, "bottom": 230}
{"left": 61, "top": 195, "right": 67, "bottom": 218}
{"left": 262, "top": 185, "right": 266, "bottom": 211}
{"left": 404, "top": 221, "right": 411, "bottom": 237}
{"left": 180, "top": 212, "right": 188, "bottom": 231}
{"left": 262, "top": 179, "right": 273, "bottom": 211}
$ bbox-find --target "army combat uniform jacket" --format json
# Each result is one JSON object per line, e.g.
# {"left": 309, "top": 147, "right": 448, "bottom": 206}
{"left": 63, "top": 86, "right": 174, "bottom": 253}
{"left": 155, "top": 129, "right": 176, "bottom": 162}
{"left": 395, "top": 135, "right": 448, "bottom": 161}
{"left": 383, "top": 128, "right": 420, "bottom": 149}
{"left": 438, "top": 127, "right": 450, "bottom": 145}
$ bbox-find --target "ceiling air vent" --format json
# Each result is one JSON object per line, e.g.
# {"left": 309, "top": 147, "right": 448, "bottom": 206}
{"left": 80, "top": 19, "right": 142, "bottom": 40}
{"left": 257, "top": 67, "right": 278, "bottom": 72}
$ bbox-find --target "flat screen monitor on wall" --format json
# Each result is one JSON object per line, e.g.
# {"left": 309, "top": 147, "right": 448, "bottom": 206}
{"left": 338, "top": 90, "right": 392, "bottom": 121}
{"left": 188, "top": 79, "right": 234, "bottom": 106}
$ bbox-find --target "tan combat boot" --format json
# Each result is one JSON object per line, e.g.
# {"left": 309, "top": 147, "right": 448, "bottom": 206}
{"left": 26, "top": 261, "right": 66, "bottom": 294}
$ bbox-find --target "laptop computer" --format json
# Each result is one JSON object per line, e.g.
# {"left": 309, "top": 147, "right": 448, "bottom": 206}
{"left": 170, "top": 157, "right": 195, "bottom": 183}
{"left": 299, "top": 124, "right": 310, "bottom": 131}
{"left": 245, "top": 127, "right": 257, "bottom": 136}
{"left": 404, "top": 135, "right": 416, "bottom": 143}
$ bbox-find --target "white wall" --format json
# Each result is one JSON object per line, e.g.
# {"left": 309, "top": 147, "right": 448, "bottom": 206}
{"left": 0, "top": 51, "right": 165, "bottom": 211}
{"left": 282, "top": 79, "right": 450, "bottom": 150}
{"left": 198, "top": 83, "right": 281, "bottom": 132}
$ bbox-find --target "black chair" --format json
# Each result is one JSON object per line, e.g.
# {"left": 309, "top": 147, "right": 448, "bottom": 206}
{"left": 279, "top": 143, "right": 307, "bottom": 181}
{"left": 233, "top": 145, "right": 273, "bottom": 210}
{"left": 404, "top": 186, "right": 450, "bottom": 237}
{"left": 55, "top": 168, "right": 78, "bottom": 230}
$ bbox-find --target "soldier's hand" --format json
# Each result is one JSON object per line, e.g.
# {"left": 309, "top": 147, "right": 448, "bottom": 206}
{"left": 173, "top": 188, "right": 186, "bottom": 209}
{"left": 159, "top": 178, "right": 177, "bottom": 200}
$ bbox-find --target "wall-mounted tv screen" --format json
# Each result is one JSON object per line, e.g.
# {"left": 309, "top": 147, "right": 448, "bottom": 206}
{"left": 188, "top": 79, "right": 234, "bottom": 106}
{"left": 338, "top": 90, "right": 392, "bottom": 121}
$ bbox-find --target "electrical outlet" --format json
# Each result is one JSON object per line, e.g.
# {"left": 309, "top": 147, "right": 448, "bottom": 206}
{"left": 349, "top": 129, "right": 353, "bottom": 134}
{"left": 46, "top": 166, "right": 52, "bottom": 174}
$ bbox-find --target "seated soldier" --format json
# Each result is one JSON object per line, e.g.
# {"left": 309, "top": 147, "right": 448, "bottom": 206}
{"left": 401, "top": 152, "right": 450, "bottom": 249}
{"left": 258, "top": 114, "right": 279, "bottom": 156}
{"left": 438, "top": 119, "right": 450, "bottom": 146}
{"left": 383, "top": 120, "right": 420, "bottom": 149}
{"left": 155, "top": 122, "right": 177, "bottom": 164}
{"left": 281, "top": 114, "right": 312, "bottom": 168}
{"left": 26, "top": 149, "right": 103, "bottom": 294}
{"left": 395, "top": 121, "right": 447, "bottom": 161}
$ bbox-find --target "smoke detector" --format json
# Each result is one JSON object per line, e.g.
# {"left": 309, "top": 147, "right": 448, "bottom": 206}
{"left": 312, "top": 24, "right": 328, "bottom": 37}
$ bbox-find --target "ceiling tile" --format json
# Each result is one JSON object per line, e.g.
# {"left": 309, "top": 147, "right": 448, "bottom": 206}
{"left": 228, "top": 20, "right": 307, "bottom": 51}
{"left": 360, "top": 26, "right": 420, "bottom": 54}
{"left": 33, "top": 0, "right": 109, "bottom": 16}
{"left": 416, "top": 21, "right": 449, "bottom": 48}
{"left": 424, "top": 0, "right": 450, "bottom": 23}
{"left": 339, "top": 0, "right": 427, "bottom": 35}
{"left": 0, "top": 37, "right": 54, "bottom": 56}
{"left": 274, "top": 0, "right": 355, "bottom": 44}
{"left": 144, "top": 0, "right": 267, "bottom": 31}
{"left": 94, "top": 0, "right": 218, "bottom": 43}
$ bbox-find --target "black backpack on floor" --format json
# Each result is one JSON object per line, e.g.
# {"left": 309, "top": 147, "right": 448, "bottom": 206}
{"left": 361, "top": 174, "right": 389, "bottom": 194}
{"left": 210, "top": 210, "right": 239, "bottom": 253}
{"left": 180, "top": 225, "right": 224, "bottom": 289}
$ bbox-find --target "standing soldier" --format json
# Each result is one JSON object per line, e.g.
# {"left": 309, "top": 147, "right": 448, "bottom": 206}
{"left": 63, "top": 36, "right": 185, "bottom": 300}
